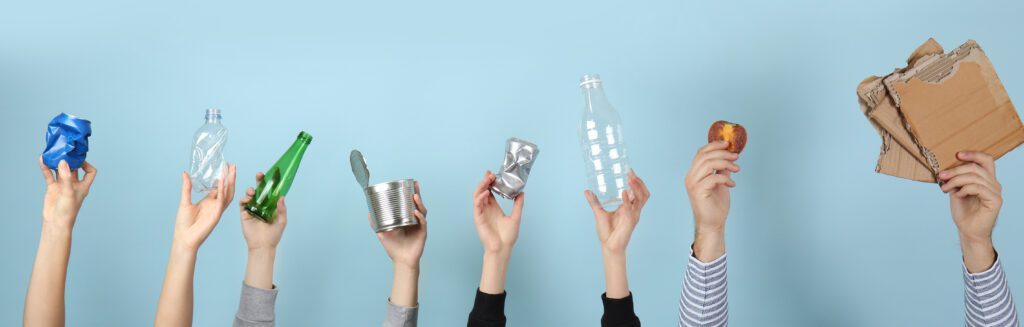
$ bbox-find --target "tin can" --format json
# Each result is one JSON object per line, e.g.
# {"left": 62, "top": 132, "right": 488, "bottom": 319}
{"left": 491, "top": 138, "right": 540, "bottom": 199}
{"left": 366, "top": 179, "right": 419, "bottom": 232}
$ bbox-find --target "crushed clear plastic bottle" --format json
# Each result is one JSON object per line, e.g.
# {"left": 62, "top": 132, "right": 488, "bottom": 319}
{"left": 578, "top": 74, "right": 631, "bottom": 209}
{"left": 189, "top": 109, "right": 228, "bottom": 192}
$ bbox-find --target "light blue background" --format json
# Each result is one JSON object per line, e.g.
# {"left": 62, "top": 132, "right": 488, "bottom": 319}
{"left": 2, "top": 1, "right": 1023, "bottom": 326}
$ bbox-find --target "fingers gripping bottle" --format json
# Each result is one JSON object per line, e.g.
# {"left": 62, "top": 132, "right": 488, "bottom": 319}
{"left": 189, "top": 109, "right": 228, "bottom": 192}
{"left": 244, "top": 131, "right": 312, "bottom": 223}
{"left": 578, "top": 74, "right": 631, "bottom": 209}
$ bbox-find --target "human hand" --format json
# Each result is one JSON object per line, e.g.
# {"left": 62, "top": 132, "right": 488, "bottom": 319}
{"left": 685, "top": 141, "right": 739, "bottom": 261}
{"left": 38, "top": 156, "right": 97, "bottom": 232}
{"left": 685, "top": 141, "right": 740, "bottom": 234}
{"left": 240, "top": 172, "right": 288, "bottom": 252}
{"left": 585, "top": 170, "right": 650, "bottom": 255}
{"left": 374, "top": 181, "right": 428, "bottom": 270}
{"left": 938, "top": 151, "right": 1002, "bottom": 272}
{"left": 173, "top": 164, "right": 236, "bottom": 253}
{"left": 473, "top": 171, "right": 524, "bottom": 258}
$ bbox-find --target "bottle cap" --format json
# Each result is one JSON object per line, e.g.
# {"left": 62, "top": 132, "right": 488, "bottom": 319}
{"left": 579, "top": 74, "right": 602, "bottom": 88}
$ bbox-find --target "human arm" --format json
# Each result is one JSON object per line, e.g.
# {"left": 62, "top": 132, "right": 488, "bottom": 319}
{"left": 585, "top": 170, "right": 650, "bottom": 327}
{"left": 678, "top": 140, "right": 739, "bottom": 327}
{"left": 467, "top": 171, "right": 524, "bottom": 327}
{"left": 155, "top": 165, "right": 236, "bottom": 327}
{"left": 376, "top": 181, "right": 427, "bottom": 327}
{"left": 938, "top": 151, "right": 1018, "bottom": 326}
{"left": 233, "top": 172, "right": 288, "bottom": 327}
{"left": 23, "top": 158, "right": 97, "bottom": 327}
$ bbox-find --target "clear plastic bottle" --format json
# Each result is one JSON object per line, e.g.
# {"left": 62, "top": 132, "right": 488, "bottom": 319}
{"left": 578, "top": 74, "right": 631, "bottom": 209}
{"left": 189, "top": 109, "right": 228, "bottom": 192}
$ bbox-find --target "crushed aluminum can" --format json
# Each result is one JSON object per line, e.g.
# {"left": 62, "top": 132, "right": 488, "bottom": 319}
{"left": 490, "top": 138, "right": 539, "bottom": 199}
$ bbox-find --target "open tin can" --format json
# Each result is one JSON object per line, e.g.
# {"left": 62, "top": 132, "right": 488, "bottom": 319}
{"left": 350, "top": 150, "right": 419, "bottom": 233}
{"left": 365, "top": 179, "right": 418, "bottom": 232}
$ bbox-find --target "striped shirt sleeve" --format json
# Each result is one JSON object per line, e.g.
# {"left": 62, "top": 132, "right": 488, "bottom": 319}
{"left": 678, "top": 251, "right": 728, "bottom": 327}
{"left": 964, "top": 257, "right": 1019, "bottom": 327}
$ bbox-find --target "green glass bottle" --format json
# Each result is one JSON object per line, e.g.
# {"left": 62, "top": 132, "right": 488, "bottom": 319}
{"left": 244, "top": 131, "right": 313, "bottom": 223}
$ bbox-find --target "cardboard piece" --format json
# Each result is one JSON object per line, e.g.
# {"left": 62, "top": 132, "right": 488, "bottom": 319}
{"left": 856, "top": 39, "right": 1024, "bottom": 182}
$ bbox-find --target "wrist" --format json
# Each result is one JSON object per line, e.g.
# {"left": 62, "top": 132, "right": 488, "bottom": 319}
{"left": 958, "top": 232, "right": 993, "bottom": 248}
{"left": 244, "top": 248, "right": 276, "bottom": 289}
{"left": 480, "top": 251, "right": 511, "bottom": 294}
{"left": 601, "top": 250, "right": 629, "bottom": 299}
{"left": 693, "top": 230, "right": 726, "bottom": 262}
{"left": 171, "top": 242, "right": 199, "bottom": 258}
{"left": 601, "top": 247, "right": 627, "bottom": 261}
{"left": 484, "top": 249, "right": 512, "bottom": 263}
{"left": 40, "top": 221, "right": 73, "bottom": 240}
{"left": 247, "top": 246, "right": 277, "bottom": 258}
{"left": 394, "top": 264, "right": 420, "bottom": 278}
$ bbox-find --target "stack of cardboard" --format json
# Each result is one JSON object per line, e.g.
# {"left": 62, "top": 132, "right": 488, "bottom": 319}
{"left": 857, "top": 38, "right": 1024, "bottom": 182}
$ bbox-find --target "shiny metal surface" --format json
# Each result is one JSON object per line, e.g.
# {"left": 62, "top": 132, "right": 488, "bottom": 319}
{"left": 491, "top": 137, "right": 539, "bottom": 199}
{"left": 365, "top": 179, "right": 419, "bottom": 232}
{"left": 349, "top": 149, "right": 419, "bottom": 233}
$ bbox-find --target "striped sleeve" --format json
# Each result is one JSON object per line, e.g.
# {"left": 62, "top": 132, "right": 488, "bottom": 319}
{"left": 678, "top": 251, "right": 728, "bottom": 327}
{"left": 964, "top": 258, "right": 1019, "bottom": 327}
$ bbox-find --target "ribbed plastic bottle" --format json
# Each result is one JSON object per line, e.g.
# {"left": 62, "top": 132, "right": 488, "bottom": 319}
{"left": 578, "top": 74, "right": 631, "bottom": 209}
{"left": 189, "top": 109, "right": 228, "bottom": 192}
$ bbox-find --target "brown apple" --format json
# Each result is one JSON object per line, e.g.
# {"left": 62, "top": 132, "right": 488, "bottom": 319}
{"left": 707, "top": 120, "right": 747, "bottom": 154}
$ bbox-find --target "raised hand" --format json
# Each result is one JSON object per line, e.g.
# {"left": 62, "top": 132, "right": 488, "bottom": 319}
{"left": 373, "top": 181, "right": 428, "bottom": 270}
{"left": 38, "top": 157, "right": 97, "bottom": 230}
{"left": 173, "top": 164, "right": 237, "bottom": 253}
{"left": 473, "top": 171, "right": 525, "bottom": 295}
{"left": 239, "top": 172, "right": 288, "bottom": 290}
{"left": 156, "top": 164, "right": 235, "bottom": 327}
{"left": 685, "top": 141, "right": 740, "bottom": 262}
{"left": 585, "top": 170, "right": 650, "bottom": 299}
{"left": 938, "top": 151, "right": 1002, "bottom": 272}
{"left": 240, "top": 172, "right": 288, "bottom": 252}
{"left": 585, "top": 170, "right": 650, "bottom": 255}
{"left": 474, "top": 171, "right": 525, "bottom": 256}
{"left": 24, "top": 157, "right": 98, "bottom": 327}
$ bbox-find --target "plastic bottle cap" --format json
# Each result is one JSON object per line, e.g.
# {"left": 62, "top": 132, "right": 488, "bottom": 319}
{"left": 579, "top": 74, "right": 602, "bottom": 87}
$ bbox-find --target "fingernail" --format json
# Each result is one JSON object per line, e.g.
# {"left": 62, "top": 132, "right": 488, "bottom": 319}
{"left": 938, "top": 172, "right": 948, "bottom": 178}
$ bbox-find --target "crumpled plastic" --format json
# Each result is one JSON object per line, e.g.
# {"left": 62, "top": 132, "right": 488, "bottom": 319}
{"left": 42, "top": 113, "right": 92, "bottom": 169}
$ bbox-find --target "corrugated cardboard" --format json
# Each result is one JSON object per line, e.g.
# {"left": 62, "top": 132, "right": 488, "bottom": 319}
{"left": 857, "top": 39, "right": 1024, "bottom": 182}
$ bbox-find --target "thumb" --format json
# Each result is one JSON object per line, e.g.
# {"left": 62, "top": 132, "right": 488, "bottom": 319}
{"left": 584, "top": 190, "right": 606, "bottom": 215}
{"left": 511, "top": 192, "right": 525, "bottom": 221}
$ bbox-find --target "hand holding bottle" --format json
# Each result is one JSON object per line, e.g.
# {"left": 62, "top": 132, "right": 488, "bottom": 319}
{"left": 938, "top": 151, "right": 1003, "bottom": 272}
{"left": 585, "top": 170, "right": 649, "bottom": 299}
{"left": 173, "top": 164, "right": 236, "bottom": 253}
{"left": 238, "top": 172, "right": 287, "bottom": 290}
{"left": 586, "top": 170, "right": 650, "bottom": 255}
{"left": 241, "top": 172, "right": 288, "bottom": 251}
{"left": 685, "top": 141, "right": 740, "bottom": 262}
{"left": 474, "top": 171, "right": 525, "bottom": 294}
{"left": 157, "top": 164, "right": 236, "bottom": 327}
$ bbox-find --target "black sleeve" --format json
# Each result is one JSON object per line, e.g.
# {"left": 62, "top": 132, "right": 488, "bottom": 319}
{"left": 467, "top": 288, "right": 507, "bottom": 327}
{"left": 601, "top": 292, "right": 641, "bottom": 327}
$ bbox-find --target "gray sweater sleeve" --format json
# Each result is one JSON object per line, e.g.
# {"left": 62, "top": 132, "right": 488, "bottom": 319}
{"left": 678, "top": 250, "right": 728, "bottom": 327}
{"left": 383, "top": 300, "right": 418, "bottom": 327}
{"left": 964, "top": 256, "right": 1019, "bottom": 327}
{"left": 233, "top": 282, "right": 278, "bottom": 327}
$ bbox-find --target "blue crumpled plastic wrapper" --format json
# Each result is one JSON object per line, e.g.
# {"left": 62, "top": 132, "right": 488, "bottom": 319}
{"left": 42, "top": 113, "right": 92, "bottom": 169}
